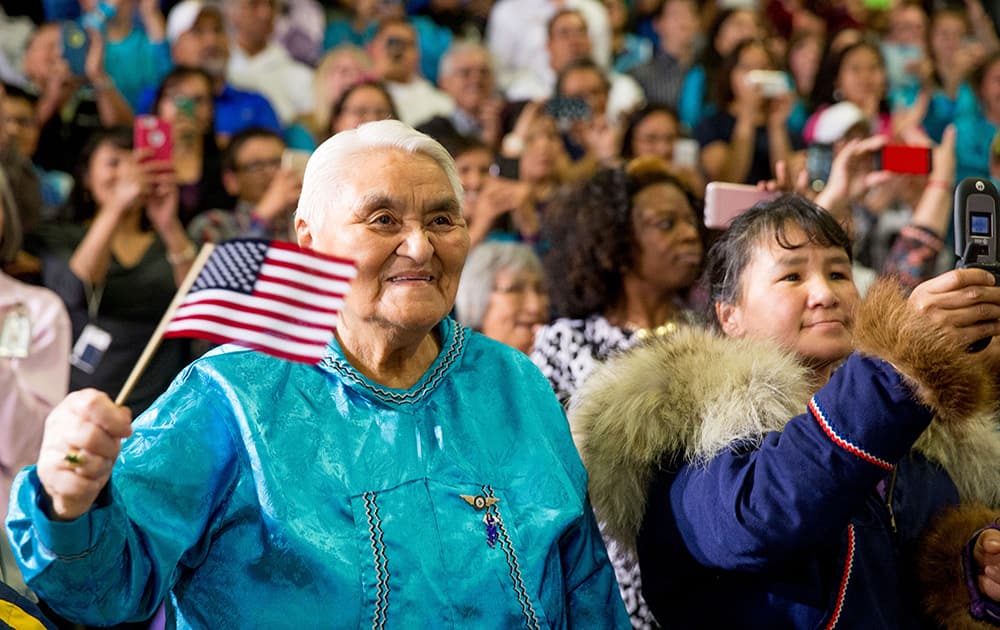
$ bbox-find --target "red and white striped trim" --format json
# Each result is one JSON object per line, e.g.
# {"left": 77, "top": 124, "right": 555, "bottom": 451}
{"left": 809, "top": 398, "right": 893, "bottom": 471}
{"left": 823, "top": 524, "right": 856, "bottom": 630}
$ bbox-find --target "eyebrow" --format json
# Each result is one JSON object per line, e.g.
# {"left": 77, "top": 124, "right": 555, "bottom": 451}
{"left": 351, "top": 191, "right": 461, "bottom": 217}
{"left": 773, "top": 252, "right": 851, "bottom": 266}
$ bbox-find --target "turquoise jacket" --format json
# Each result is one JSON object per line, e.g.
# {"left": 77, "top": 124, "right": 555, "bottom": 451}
{"left": 7, "top": 319, "right": 628, "bottom": 629}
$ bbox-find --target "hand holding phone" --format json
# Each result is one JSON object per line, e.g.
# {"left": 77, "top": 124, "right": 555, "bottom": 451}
{"left": 134, "top": 115, "right": 172, "bottom": 163}
{"left": 704, "top": 182, "right": 780, "bottom": 229}
{"left": 953, "top": 177, "right": 1000, "bottom": 352}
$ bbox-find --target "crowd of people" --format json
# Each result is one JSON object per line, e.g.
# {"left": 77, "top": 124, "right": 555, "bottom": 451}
{"left": 2, "top": 0, "right": 1000, "bottom": 628}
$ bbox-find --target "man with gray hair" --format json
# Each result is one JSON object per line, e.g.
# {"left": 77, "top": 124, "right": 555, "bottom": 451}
{"left": 7, "top": 120, "right": 630, "bottom": 629}
{"left": 422, "top": 41, "right": 504, "bottom": 148}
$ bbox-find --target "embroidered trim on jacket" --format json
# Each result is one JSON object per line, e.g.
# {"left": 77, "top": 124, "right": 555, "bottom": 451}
{"left": 482, "top": 485, "right": 542, "bottom": 630}
{"left": 364, "top": 491, "right": 389, "bottom": 630}
{"left": 324, "top": 324, "right": 466, "bottom": 406}
{"left": 824, "top": 524, "right": 856, "bottom": 630}
{"left": 809, "top": 397, "right": 893, "bottom": 471}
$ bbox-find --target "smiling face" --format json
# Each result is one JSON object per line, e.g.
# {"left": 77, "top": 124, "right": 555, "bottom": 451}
{"left": 86, "top": 141, "right": 137, "bottom": 209}
{"left": 296, "top": 148, "right": 469, "bottom": 335}
{"left": 717, "top": 225, "right": 859, "bottom": 371}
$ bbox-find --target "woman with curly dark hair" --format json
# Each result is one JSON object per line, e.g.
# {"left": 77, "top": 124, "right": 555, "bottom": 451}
{"left": 530, "top": 157, "right": 703, "bottom": 629}
{"left": 530, "top": 156, "right": 703, "bottom": 404}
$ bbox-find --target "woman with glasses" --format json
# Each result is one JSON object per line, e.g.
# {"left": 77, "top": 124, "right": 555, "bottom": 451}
{"left": 455, "top": 241, "right": 549, "bottom": 354}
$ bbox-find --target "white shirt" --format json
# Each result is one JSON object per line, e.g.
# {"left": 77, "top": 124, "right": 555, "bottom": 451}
{"left": 486, "top": 0, "right": 611, "bottom": 91}
{"left": 385, "top": 78, "right": 455, "bottom": 128}
{"left": 227, "top": 42, "right": 315, "bottom": 125}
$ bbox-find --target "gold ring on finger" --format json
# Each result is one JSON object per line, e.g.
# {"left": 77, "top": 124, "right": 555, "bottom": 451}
{"left": 64, "top": 450, "right": 86, "bottom": 466}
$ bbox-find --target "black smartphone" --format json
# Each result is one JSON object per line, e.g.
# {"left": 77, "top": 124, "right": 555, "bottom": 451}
{"left": 60, "top": 22, "right": 89, "bottom": 77}
{"left": 954, "top": 177, "right": 1000, "bottom": 352}
{"left": 806, "top": 143, "right": 834, "bottom": 193}
{"left": 543, "top": 96, "right": 591, "bottom": 122}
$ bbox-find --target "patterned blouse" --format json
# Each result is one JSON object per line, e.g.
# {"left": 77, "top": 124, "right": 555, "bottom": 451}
{"left": 531, "top": 312, "right": 683, "bottom": 629}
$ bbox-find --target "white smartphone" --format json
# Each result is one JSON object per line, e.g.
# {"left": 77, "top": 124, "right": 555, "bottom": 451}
{"left": 745, "top": 70, "right": 790, "bottom": 98}
{"left": 672, "top": 138, "right": 700, "bottom": 170}
{"left": 704, "top": 182, "right": 780, "bottom": 230}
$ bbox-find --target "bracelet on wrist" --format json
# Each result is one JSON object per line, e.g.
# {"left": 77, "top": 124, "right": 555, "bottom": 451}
{"left": 927, "top": 179, "right": 952, "bottom": 191}
{"left": 166, "top": 243, "right": 197, "bottom": 266}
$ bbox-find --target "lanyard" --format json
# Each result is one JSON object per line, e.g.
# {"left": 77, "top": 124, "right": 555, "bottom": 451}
{"left": 84, "top": 281, "right": 105, "bottom": 320}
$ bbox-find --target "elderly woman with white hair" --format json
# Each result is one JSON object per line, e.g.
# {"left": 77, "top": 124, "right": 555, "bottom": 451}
{"left": 5, "top": 121, "right": 628, "bottom": 629}
{"left": 455, "top": 241, "right": 549, "bottom": 354}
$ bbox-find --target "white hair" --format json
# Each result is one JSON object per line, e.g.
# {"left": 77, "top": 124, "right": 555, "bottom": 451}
{"left": 455, "top": 242, "right": 544, "bottom": 330}
{"left": 438, "top": 40, "right": 494, "bottom": 83}
{"left": 296, "top": 120, "right": 464, "bottom": 229}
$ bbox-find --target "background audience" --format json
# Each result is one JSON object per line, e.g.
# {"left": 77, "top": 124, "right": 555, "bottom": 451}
{"left": 3, "top": 1, "right": 1000, "bottom": 626}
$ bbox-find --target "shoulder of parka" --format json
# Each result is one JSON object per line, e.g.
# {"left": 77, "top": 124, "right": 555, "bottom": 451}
{"left": 568, "top": 326, "right": 813, "bottom": 551}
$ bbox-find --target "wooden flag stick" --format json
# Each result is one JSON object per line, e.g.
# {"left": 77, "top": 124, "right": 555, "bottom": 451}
{"left": 115, "top": 243, "right": 216, "bottom": 406}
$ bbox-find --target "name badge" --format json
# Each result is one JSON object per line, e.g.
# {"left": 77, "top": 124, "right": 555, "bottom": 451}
{"left": 0, "top": 304, "right": 31, "bottom": 358}
{"left": 70, "top": 323, "right": 112, "bottom": 374}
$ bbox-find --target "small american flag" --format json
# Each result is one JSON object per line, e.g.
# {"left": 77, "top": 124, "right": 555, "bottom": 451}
{"left": 163, "top": 239, "right": 356, "bottom": 364}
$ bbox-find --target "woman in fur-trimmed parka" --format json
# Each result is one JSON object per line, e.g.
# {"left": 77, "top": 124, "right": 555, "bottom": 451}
{"left": 571, "top": 196, "right": 1000, "bottom": 629}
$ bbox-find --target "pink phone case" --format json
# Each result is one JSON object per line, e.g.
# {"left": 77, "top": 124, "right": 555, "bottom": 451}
{"left": 134, "top": 115, "right": 172, "bottom": 163}
{"left": 704, "top": 182, "right": 780, "bottom": 230}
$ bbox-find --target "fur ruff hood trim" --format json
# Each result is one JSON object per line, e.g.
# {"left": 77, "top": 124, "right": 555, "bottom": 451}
{"left": 571, "top": 278, "right": 1000, "bottom": 551}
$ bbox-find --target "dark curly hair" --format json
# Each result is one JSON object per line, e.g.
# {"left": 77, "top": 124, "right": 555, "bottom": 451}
{"left": 542, "top": 157, "right": 700, "bottom": 318}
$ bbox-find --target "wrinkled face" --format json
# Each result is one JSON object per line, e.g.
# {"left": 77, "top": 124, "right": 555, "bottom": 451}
{"left": 454, "top": 147, "right": 492, "bottom": 206}
{"left": 439, "top": 49, "right": 494, "bottom": 113}
{"left": 370, "top": 23, "right": 419, "bottom": 83}
{"left": 156, "top": 74, "right": 214, "bottom": 137}
{"left": 547, "top": 12, "right": 591, "bottom": 72}
{"left": 836, "top": 46, "right": 886, "bottom": 106}
{"left": 481, "top": 266, "right": 549, "bottom": 354}
{"left": 518, "top": 116, "right": 563, "bottom": 183}
{"left": 296, "top": 149, "right": 469, "bottom": 334}
{"left": 2, "top": 96, "right": 39, "bottom": 158}
{"left": 172, "top": 10, "right": 229, "bottom": 76}
{"left": 628, "top": 182, "right": 702, "bottom": 293}
{"left": 559, "top": 66, "right": 607, "bottom": 118}
{"left": 332, "top": 85, "right": 395, "bottom": 134}
{"left": 225, "top": 136, "right": 284, "bottom": 203}
{"left": 715, "top": 10, "right": 761, "bottom": 58}
{"left": 86, "top": 142, "right": 135, "bottom": 208}
{"left": 630, "top": 111, "right": 679, "bottom": 162}
{"left": 718, "top": 226, "right": 859, "bottom": 370}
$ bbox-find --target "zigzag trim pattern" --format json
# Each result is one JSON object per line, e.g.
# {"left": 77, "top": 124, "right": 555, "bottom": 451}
{"left": 482, "top": 485, "right": 542, "bottom": 630}
{"left": 809, "top": 397, "right": 893, "bottom": 471}
{"left": 324, "top": 323, "right": 466, "bottom": 406}
{"left": 364, "top": 491, "right": 390, "bottom": 630}
{"left": 823, "top": 524, "right": 856, "bottom": 630}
